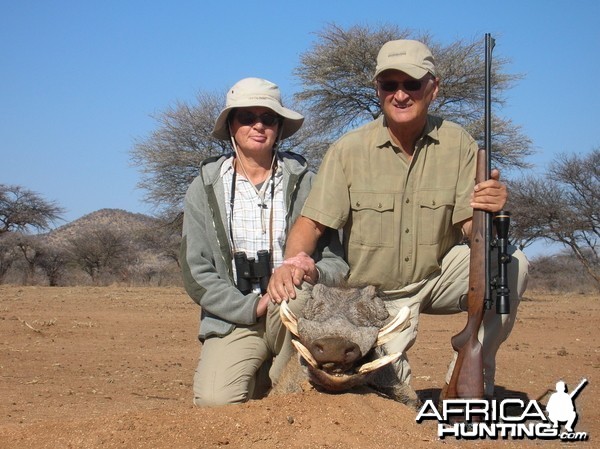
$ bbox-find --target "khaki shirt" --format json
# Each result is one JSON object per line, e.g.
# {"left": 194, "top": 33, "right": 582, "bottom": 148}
{"left": 302, "top": 115, "right": 477, "bottom": 290}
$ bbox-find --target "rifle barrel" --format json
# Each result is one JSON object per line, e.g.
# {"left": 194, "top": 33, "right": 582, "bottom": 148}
{"left": 483, "top": 33, "right": 494, "bottom": 310}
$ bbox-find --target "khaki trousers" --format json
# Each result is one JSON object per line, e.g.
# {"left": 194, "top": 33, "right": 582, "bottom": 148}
{"left": 192, "top": 288, "right": 308, "bottom": 407}
{"left": 382, "top": 244, "right": 529, "bottom": 397}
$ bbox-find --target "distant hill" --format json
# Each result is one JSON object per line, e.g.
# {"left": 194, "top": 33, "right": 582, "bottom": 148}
{"left": 2, "top": 209, "right": 181, "bottom": 286}
{"left": 46, "top": 208, "right": 161, "bottom": 245}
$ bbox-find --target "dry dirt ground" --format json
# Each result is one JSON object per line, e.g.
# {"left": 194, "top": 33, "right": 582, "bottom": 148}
{"left": 1, "top": 285, "right": 597, "bottom": 449}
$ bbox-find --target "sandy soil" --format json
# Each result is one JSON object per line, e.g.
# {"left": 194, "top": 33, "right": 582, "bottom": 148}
{"left": 0, "top": 285, "right": 597, "bottom": 448}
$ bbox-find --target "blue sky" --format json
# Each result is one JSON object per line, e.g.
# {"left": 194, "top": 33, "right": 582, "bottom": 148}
{"left": 1, "top": 1, "right": 599, "bottom": 256}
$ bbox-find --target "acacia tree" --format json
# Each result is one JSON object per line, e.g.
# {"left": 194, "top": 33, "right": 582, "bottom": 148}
{"left": 14, "top": 234, "right": 45, "bottom": 285}
{"left": 36, "top": 241, "right": 69, "bottom": 286}
{"left": 0, "top": 184, "right": 65, "bottom": 234}
{"left": 67, "top": 227, "right": 133, "bottom": 284}
{"left": 130, "top": 93, "right": 231, "bottom": 214}
{"left": 0, "top": 184, "right": 64, "bottom": 284}
{"left": 13, "top": 234, "right": 70, "bottom": 286}
{"left": 135, "top": 216, "right": 183, "bottom": 269}
{"left": 509, "top": 149, "right": 599, "bottom": 289}
{"left": 0, "top": 233, "right": 19, "bottom": 282}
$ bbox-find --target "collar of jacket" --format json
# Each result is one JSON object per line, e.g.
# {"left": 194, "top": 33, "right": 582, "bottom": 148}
{"left": 197, "top": 151, "right": 309, "bottom": 277}
{"left": 198, "top": 151, "right": 308, "bottom": 185}
{"left": 376, "top": 114, "right": 443, "bottom": 150}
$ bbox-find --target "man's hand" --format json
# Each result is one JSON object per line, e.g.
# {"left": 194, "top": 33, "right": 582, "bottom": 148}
{"left": 267, "top": 252, "right": 317, "bottom": 303}
{"left": 267, "top": 216, "right": 325, "bottom": 303}
{"left": 283, "top": 251, "right": 319, "bottom": 284}
{"left": 471, "top": 168, "right": 507, "bottom": 213}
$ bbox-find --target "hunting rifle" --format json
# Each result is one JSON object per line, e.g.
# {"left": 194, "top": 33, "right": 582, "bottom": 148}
{"left": 445, "top": 34, "right": 512, "bottom": 400}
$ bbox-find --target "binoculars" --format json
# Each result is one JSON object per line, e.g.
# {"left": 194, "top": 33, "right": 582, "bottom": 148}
{"left": 234, "top": 250, "right": 272, "bottom": 295}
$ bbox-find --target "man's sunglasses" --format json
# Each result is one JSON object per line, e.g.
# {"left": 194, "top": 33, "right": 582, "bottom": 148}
{"left": 234, "top": 110, "right": 281, "bottom": 127}
{"left": 377, "top": 79, "right": 425, "bottom": 93}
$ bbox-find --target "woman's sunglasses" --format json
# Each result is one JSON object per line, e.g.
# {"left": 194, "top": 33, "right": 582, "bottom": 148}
{"left": 377, "top": 79, "right": 425, "bottom": 93}
{"left": 234, "top": 110, "right": 281, "bottom": 127}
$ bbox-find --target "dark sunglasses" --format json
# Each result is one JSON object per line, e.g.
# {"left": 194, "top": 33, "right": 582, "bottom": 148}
{"left": 377, "top": 79, "right": 425, "bottom": 93}
{"left": 234, "top": 110, "right": 281, "bottom": 127}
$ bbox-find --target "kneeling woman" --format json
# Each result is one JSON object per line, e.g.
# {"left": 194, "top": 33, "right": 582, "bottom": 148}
{"left": 180, "top": 77, "right": 347, "bottom": 406}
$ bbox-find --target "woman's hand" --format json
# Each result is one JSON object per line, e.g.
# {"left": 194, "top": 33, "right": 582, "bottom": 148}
{"left": 256, "top": 292, "right": 271, "bottom": 317}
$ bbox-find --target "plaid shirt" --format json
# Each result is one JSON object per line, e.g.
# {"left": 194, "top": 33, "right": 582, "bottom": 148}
{"left": 221, "top": 156, "right": 285, "bottom": 285}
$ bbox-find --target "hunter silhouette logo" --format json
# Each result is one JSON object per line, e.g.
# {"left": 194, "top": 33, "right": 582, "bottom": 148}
{"left": 546, "top": 378, "right": 587, "bottom": 434}
{"left": 416, "top": 378, "right": 590, "bottom": 441}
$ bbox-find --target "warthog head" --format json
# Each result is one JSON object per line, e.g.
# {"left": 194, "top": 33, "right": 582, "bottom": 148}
{"left": 280, "top": 284, "right": 411, "bottom": 392}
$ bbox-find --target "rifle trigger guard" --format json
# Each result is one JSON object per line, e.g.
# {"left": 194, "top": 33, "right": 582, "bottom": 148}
{"left": 458, "top": 294, "right": 468, "bottom": 312}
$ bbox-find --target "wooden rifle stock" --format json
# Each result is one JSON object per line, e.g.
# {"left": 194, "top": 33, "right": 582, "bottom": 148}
{"left": 446, "top": 34, "right": 495, "bottom": 401}
{"left": 446, "top": 149, "right": 489, "bottom": 400}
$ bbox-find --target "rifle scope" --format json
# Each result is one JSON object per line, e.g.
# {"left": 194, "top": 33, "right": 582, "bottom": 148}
{"left": 493, "top": 211, "right": 512, "bottom": 314}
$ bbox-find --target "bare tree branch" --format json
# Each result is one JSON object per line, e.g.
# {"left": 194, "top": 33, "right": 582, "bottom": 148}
{"left": 0, "top": 184, "right": 65, "bottom": 234}
{"left": 509, "top": 148, "right": 599, "bottom": 289}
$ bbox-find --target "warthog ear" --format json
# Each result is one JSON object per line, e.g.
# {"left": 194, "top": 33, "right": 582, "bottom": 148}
{"left": 312, "top": 283, "right": 325, "bottom": 297}
{"left": 360, "top": 285, "right": 378, "bottom": 298}
{"left": 357, "top": 285, "right": 388, "bottom": 323}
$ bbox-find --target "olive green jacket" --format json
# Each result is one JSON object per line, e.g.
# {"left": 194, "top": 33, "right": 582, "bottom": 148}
{"left": 180, "top": 152, "right": 348, "bottom": 341}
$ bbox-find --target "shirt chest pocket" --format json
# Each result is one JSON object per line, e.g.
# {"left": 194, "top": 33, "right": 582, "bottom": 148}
{"left": 418, "top": 189, "right": 456, "bottom": 245}
{"left": 349, "top": 192, "right": 395, "bottom": 247}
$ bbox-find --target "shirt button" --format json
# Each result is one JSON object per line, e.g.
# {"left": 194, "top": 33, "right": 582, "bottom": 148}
{"left": 405, "top": 228, "right": 409, "bottom": 233}
{"left": 356, "top": 201, "right": 360, "bottom": 207}
{"left": 404, "top": 257, "right": 410, "bottom": 262}
{"left": 405, "top": 198, "right": 410, "bottom": 204}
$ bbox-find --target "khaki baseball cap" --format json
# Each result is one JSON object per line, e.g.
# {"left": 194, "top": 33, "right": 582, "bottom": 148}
{"left": 373, "top": 40, "right": 437, "bottom": 80}
{"left": 212, "top": 77, "right": 304, "bottom": 140}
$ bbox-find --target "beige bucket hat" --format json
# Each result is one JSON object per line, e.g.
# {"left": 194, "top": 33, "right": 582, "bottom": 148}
{"left": 212, "top": 77, "right": 304, "bottom": 140}
{"left": 373, "top": 39, "right": 437, "bottom": 80}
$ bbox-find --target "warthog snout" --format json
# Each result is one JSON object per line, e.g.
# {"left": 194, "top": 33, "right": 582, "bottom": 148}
{"left": 310, "top": 337, "right": 361, "bottom": 370}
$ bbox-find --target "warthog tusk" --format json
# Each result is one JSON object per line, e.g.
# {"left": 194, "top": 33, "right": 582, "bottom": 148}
{"left": 357, "top": 351, "right": 402, "bottom": 374}
{"left": 279, "top": 300, "right": 299, "bottom": 337}
{"left": 291, "top": 339, "right": 319, "bottom": 369}
{"left": 376, "top": 306, "right": 411, "bottom": 346}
